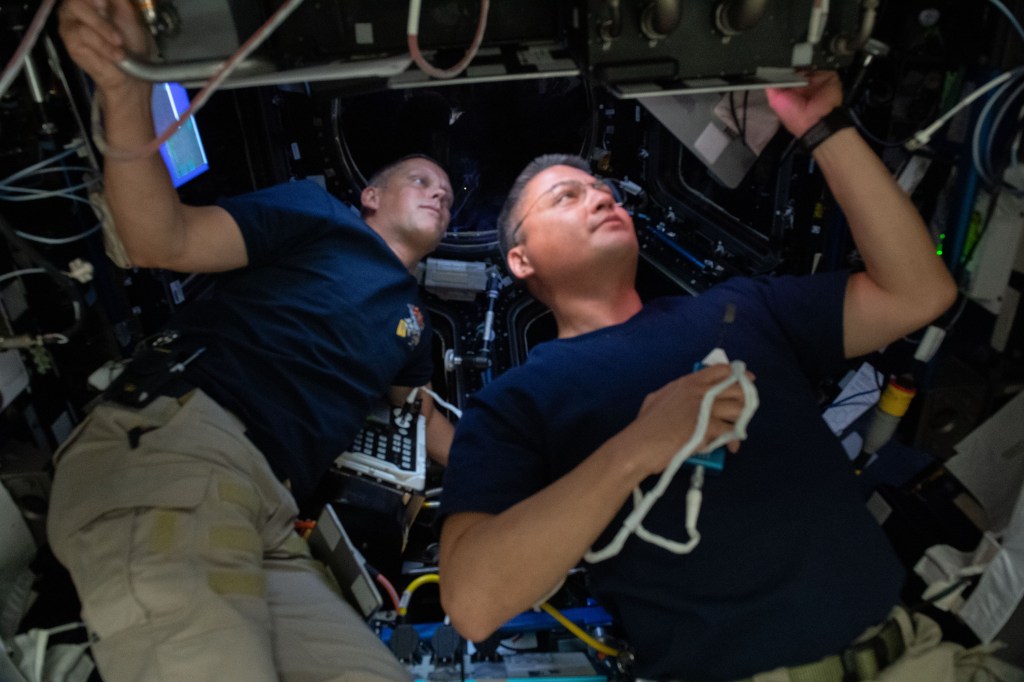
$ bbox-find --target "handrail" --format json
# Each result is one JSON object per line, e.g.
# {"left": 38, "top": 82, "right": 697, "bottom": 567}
{"left": 116, "top": 53, "right": 413, "bottom": 89}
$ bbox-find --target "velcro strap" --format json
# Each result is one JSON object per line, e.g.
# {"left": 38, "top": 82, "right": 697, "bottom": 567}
{"left": 840, "top": 618, "right": 905, "bottom": 680}
{"left": 749, "top": 618, "right": 905, "bottom": 682}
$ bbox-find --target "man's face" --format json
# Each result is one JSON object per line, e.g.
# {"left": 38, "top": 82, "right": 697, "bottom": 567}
{"left": 507, "top": 164, "right": 637, "bottom": 281}
{"left": 368, "top": 158, "right": 454, "bottom": 249}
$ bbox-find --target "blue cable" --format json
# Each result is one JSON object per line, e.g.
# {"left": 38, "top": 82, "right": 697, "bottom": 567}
{"left": 986, "top": 0, "right": 1024, "bottom": 42}
{"left": 0, "top": 148, "right": 79, "bottom": 185}
{"left": 972, "top": 69, "right": 1024, "bottom": 192}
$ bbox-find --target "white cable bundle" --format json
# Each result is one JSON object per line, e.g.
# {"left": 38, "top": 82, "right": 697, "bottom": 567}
{"left": 585, "top": 353, "right": 759, "bottom": 563}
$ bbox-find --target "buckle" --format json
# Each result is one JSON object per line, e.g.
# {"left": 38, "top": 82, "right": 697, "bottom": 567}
{"left": 104, "top": 335, "right": 204, "bottom": 408}
{"left": 148, "top": 329, "right": 183, "bottom": 348}
{"left": 839, "top": 619, "right": 904, "bottom": 681}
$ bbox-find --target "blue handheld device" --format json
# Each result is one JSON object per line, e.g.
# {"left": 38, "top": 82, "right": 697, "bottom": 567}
{"left": 686, "top": 350, "right": 730, "bottom": 473}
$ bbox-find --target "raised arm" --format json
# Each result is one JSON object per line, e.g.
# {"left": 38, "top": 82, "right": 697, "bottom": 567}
{"left": 439, "top": 365, "right": 749, "bottom": 642}
{"left": 58, "top": 0, "right": 246, "bottom": 272}
{"left": 766, "top": 72, "right": 957, "bottom": 358}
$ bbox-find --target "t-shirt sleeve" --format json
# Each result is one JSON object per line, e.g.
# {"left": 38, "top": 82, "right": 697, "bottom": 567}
{"left": 217, "top": 180, "right": 361, "bottom": 266}
{"left": 752, "top": 270, "right": 850, "bottom": 382}
{"left": 439, "top": 383, "right": 550, "bottom": 522}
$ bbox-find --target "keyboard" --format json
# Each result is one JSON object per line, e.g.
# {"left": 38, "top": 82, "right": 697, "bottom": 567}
{"left": 334, "top": 399, "right": 428, "bottom": 493}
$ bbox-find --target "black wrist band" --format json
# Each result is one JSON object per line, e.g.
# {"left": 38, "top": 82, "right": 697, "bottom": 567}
{"left": 798, "top": 107, "right": 854, "bottom": 154}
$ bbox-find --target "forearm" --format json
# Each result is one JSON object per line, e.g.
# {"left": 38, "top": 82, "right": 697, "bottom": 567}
{"left": 60, "top": 0, "right": 222, "bottom": 271}
{"left": 98, "top": 84, "right": 191, "bottom": 268}
{"left": 440, "top": 364, "right": 749, "bottom": 640}
{"left": 440, "top": 432, "right": 648, "bottom": 642}
{"left": 390, "top": 386, "right": 453, "bottom": 466}
{"left": 814, "top": 128, "right": 957, "bottom": 352}
{"left": 425, "top": 407, "right": 453, "bottom": 466}
{"left": 815, "top": 129, "right": 949, "bottom": 293}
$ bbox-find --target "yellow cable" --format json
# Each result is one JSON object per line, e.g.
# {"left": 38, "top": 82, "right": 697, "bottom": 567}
{"left": 399, "top": 573, "right": 440, "bottom": 616}
{"left": 398, "top": 573, "right": 619, "bottom": 658}
{"left": 539, "top": 602, "right": 620, "bottom": 657}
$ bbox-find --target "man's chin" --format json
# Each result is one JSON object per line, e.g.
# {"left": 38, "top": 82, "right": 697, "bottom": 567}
{"left": 416, "top": 224, "right": 448, "bottom": 250}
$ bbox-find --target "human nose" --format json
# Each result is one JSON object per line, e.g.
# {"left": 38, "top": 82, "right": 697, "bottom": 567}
{"left": 427, "top": 185, "right": 448, "bottom": 208}
{"left": 588, "top": 183, "right": 616, "bottom": 211}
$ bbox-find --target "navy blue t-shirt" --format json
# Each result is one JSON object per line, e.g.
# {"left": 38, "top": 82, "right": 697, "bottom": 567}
{"left": 170, "top": 180, "right": 433, "bottom": 502}
{"left": 441, "top": 272, "right": 904, "bottom": 681}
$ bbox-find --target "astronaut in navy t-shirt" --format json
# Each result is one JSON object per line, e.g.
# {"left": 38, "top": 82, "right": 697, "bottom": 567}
{"left": 438, "top": 72, "right": 959, "bottom": 681}
{"left": 53, "top": 3, "right": 455, "bottom": 677}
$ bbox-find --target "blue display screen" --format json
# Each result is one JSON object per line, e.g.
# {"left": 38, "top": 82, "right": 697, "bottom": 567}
{"left": 151, "top": 82, "right": 209, "bottom": 188}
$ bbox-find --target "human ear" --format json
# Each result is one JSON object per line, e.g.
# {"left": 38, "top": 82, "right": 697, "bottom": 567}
{"left": 361, "top": 186, "right": 380, "bottom": 212}
{"left": 507, "top": 245, "right": 534, "bottom": 280}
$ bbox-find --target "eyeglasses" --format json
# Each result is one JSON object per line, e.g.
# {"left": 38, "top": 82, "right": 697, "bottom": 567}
{"left": 510, "top": 178, "right": 624, "bottom": 246}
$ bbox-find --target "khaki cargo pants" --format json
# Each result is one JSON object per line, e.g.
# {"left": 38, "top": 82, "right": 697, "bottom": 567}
{"left": 47, "top": 390, "right": 411, "bottom": 682}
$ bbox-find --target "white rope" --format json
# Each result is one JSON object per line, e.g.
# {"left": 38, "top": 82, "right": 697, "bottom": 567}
{"left": 585, "top": 358, "right": 759, "bottom": 563}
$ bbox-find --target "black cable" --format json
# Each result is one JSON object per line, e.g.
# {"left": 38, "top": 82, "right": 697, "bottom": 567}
{"left": 827, "top": 387, "right": 882, "bottom": 409}
{"left": 728, "top": 91, "right": 749, "bottom": 148}
{"left": 848, "top": 107, "right": 915, "bottom": 149}
{"left": 742, "top": 90, "right": 749, "bottom": 146}
{"left": 909, "top": 576, "right": 974, "bottom": 612}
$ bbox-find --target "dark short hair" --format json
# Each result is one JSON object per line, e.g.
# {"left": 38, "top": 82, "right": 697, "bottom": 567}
{"left": 497, "top": 153, "right": 592, "bottom": 261}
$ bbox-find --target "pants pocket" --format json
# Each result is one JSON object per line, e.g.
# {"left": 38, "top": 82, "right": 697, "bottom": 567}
{"left": 49, "top": 460, "right": 215, "bottom": 640}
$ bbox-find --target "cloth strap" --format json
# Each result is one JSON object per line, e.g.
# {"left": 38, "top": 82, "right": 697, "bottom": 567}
{"left": 798, "top": 106, "right": 854, "bottom": 155}
{"left": 740, "top": 617, "right": 906, "bottom": 682}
